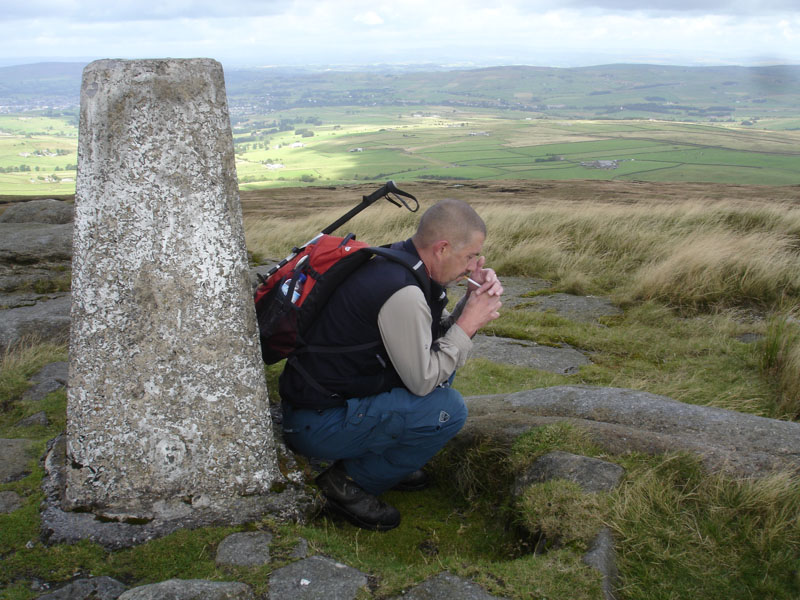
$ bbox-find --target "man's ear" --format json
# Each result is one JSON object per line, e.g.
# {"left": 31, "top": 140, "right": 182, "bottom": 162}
{"left": 431, "top": 239, "right": 449, "bottom": 256}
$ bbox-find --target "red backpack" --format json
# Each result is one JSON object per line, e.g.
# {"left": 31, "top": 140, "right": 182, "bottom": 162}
{"left": 254, "top": 182, "right": 423, "bottom": 364}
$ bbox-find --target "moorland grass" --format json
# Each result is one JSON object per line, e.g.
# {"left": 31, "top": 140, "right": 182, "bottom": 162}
{"left": 762, "top": 311, "right": 800, "bottom": 419}
{"left": 245, "top": 197, "right": 800, "bottom": 415}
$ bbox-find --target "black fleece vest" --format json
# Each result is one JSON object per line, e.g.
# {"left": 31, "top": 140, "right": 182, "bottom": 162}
{"left": 279, "top": 239, "right": 448, "bottom": 410}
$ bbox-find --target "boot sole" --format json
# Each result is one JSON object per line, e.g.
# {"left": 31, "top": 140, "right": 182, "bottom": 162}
{"left": 322, "top": 497, "right": 401, "bottom": 532}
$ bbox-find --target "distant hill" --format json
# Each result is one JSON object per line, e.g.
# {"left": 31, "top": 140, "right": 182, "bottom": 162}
{"left": 1, "top": 61, "right": 799, "bottom": 120}
{"left": 0, "top": 62, "right": 85, "bottom": 106}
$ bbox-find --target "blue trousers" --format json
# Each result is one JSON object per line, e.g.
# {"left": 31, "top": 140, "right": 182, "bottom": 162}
{"left": 281, "top": 383, "right": 467, "bottom": 495}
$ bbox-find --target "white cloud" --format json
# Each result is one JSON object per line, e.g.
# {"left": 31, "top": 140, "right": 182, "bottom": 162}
{"left": 354, "top": 11, "right": 384, "bottom": 26}
{"left": 0, "top": 0, "right": 797, "bottom": 67}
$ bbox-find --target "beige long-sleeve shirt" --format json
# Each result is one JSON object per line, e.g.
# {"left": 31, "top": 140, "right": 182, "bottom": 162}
{"left": 377, "top": 285, "right": 473, "bottom": 396}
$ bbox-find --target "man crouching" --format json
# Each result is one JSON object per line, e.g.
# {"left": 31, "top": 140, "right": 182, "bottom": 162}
{"left": 280, "top": 198, "right": 503, "bottom": 530}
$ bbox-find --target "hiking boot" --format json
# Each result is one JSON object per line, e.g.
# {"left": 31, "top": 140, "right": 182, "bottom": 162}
{"left": 315, "top": 462, "right": 401, "bottom": 532}
{"left": 391, "top": 469, "right": 430, "bottom": 492}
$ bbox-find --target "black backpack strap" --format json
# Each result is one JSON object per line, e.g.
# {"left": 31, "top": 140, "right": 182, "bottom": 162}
{"left": 367, "top": 246, "right": 432, "bottom": 301}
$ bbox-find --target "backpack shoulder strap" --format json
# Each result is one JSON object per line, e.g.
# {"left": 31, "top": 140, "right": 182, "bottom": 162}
{"left": 367, "top": 246, "right": 431, "bottom": 300}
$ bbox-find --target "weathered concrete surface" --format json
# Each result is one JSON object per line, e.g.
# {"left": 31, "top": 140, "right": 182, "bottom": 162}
{"left": 462, "top": 386, "right": 800, "bottom": 476}
{"left": 0, "top": 199, "right": 74, "bottom": 224}
{"left": 471, "top": 334, "right": 590, "bottom": 374}
{"left": 391, "top": 572, "right": 508, "bottom": 600}
{"left": 268, "top": 556, "right": 368, "bottom": 600}
{"left": 118, "top": 579, "right": 253, "bottom": 600}
{"left": 0, "top": 295, "right": 71, "bottom": 352}
{"left": 65, "top": 58, "right": 287, "bottom": 523}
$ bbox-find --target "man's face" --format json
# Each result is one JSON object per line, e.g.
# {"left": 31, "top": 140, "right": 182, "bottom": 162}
{"left": 433, "top": 230, "right": 485, "bottom": 287}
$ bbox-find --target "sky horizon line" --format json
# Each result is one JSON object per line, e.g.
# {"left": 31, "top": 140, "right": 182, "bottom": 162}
{"left": 2, "top": 1, "right": 798, "bottom": 72}
{"left": 2, "top": 56, "right": 799, "bottom": 71}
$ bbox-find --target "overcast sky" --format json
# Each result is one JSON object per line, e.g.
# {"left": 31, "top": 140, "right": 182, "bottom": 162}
{"left": 1, "top": 0, "right": 797, "bottom": 68}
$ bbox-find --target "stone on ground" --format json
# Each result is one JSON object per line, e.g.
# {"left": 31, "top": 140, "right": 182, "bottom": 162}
{"left": 117, "top": 579, "right": 253, "bottom": 600}
{"left": 471, "top": 334, "right": 590, "bottom": 374}
{"left": 524, "top": 293, "right": 622, "bottom": 322}
{"left": 268, "top": 556, "right": 368, "bottom": 600}
{"left": 215, "top": 531, "right": 273, "bottom": 567}
{"left": 16, "top": 410, "right": 50, "bottom": 427}
{"left": 512, "top": 451, "right": 625, "bottom": 497}
{"left": 0, "top": 490, "right": 23, "bottom": 513}
{"left": 582, "top": 528, "right": 619, "bottom": 600}
{"left": 35, "top": 576, "right": 127, "bottom": 600}
{"left": 391, "top": 572, "right": 508, "bottom": 599}
{"left": 0, "top": 223, "right": 72, "bottom": 264}
{"left": 0, "top": 438, "right": 35, "bottom": 482}
{"left": 463, "top": 386, "right": 800, "bottom": 476}
{"left": 0, "top": 199, "right": 74, "bottom": 224}
{"left": 0, "top": 295, "right": 71, "bottom": 352}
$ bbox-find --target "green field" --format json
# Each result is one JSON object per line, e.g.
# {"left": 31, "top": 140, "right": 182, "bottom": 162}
{"left": 0, "top": 115, "right": 79, "bottom": 195}
{"left": 232, "top": 108, "right": 800, "bottom": 188}
{"left": 2, "top": 106, "right": 799, "bottom": 196}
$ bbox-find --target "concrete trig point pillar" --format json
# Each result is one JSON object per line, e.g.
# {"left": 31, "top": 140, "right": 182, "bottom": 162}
{"left": 66, "top": 59, "right": 285, "bottom": 525}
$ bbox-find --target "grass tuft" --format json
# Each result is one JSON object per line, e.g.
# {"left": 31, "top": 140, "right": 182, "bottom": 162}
{"left": 517, "top": 480, "right": 611, "bottom": 551}
{"left": 761, "top": 312, "right": 800, "bottom": 419}
{"left": 607, "top": 453, "right": 800, "bottom": 600}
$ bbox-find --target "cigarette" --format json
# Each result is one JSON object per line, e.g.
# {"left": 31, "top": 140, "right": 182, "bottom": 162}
{"left": 466, "top": 277, "right": 481, "bottom": 287}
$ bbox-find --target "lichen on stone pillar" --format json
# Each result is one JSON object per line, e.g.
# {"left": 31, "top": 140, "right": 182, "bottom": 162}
{"left": 66, "top": 58, "right": 284, "bottom": 524}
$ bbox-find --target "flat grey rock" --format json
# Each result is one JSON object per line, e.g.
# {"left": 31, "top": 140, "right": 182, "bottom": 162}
{"left": 0, "top": 294, "right": 71, "bottom": 352}
{"left": 0, "top": 223, "right": 73, "bottom": 264}
{"left": 0, "top": 289, "right": 67, "bottom": 308}
{"left": 23, "top": 362, "right": 69, "bottom": 401}
{"left": 0, "top": 490, "right": 23, "bottom": 513}
{"left": 268, "top": 555, "right": 368, "bottom": 600}
{"left": 23, "top": 379, "right": 65, "bottom": 402}
{"left": 513, "top": 451, "right": 624, "bottom": 497}
{"left": 524, "top": 293, "right": 622, "bottom": 322}
{"left": 582, "top": 528, "right": 618, "bottom": 600}
{"left": 32, "top": 361, "right": 69, "bottom": 384}
{"left": 0, "top": 199, "right": 74, "bottom": 224}
{"left": 0, "top": 437, "right": 35, "bottom": 482}
{"left": 471, "top": 334, "right": 590, "bottom": 374}
{"left": 736, "top": 333, "right": 762, "bottom": 343}
{"left": 462, "top": 386, "right": 800, "bottom": 476}
{"left": 392, "top": 572, "right": 507, "bottom": 599}
{"left": 215, "top": 531, "right": 273, "bottom": 567}
{"left": 291, "top": 537, "right": 310, "bottom": 559}
{"left": 36, "top": 576, "right": 127, "bottom": 600}
{"left": 16, "top": 410, "right": 50, "bottom": 427}
{"left": 117, "top": 579, "right": 253, "bottom": 600}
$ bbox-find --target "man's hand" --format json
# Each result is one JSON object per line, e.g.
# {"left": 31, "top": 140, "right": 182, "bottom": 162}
{"left": 467, "top": 256, "right": 503, "bottom": 297}
{"left": 458, "top": 257, "right": 503, "bottom": 337}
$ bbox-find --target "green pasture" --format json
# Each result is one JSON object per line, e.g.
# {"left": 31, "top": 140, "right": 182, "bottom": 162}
{"left": 0, "top": 115, "right": 78, "bottom": 137}
{"left": 233, "top": 112, "right": 800, "bottom": 187}
{"left": 3, "top": 108, "right": 800, "bottom": 195}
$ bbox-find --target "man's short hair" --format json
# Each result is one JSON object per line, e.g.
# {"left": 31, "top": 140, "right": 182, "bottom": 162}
{"left": 413, "top": 198, "right": 486, "bottom": 249}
